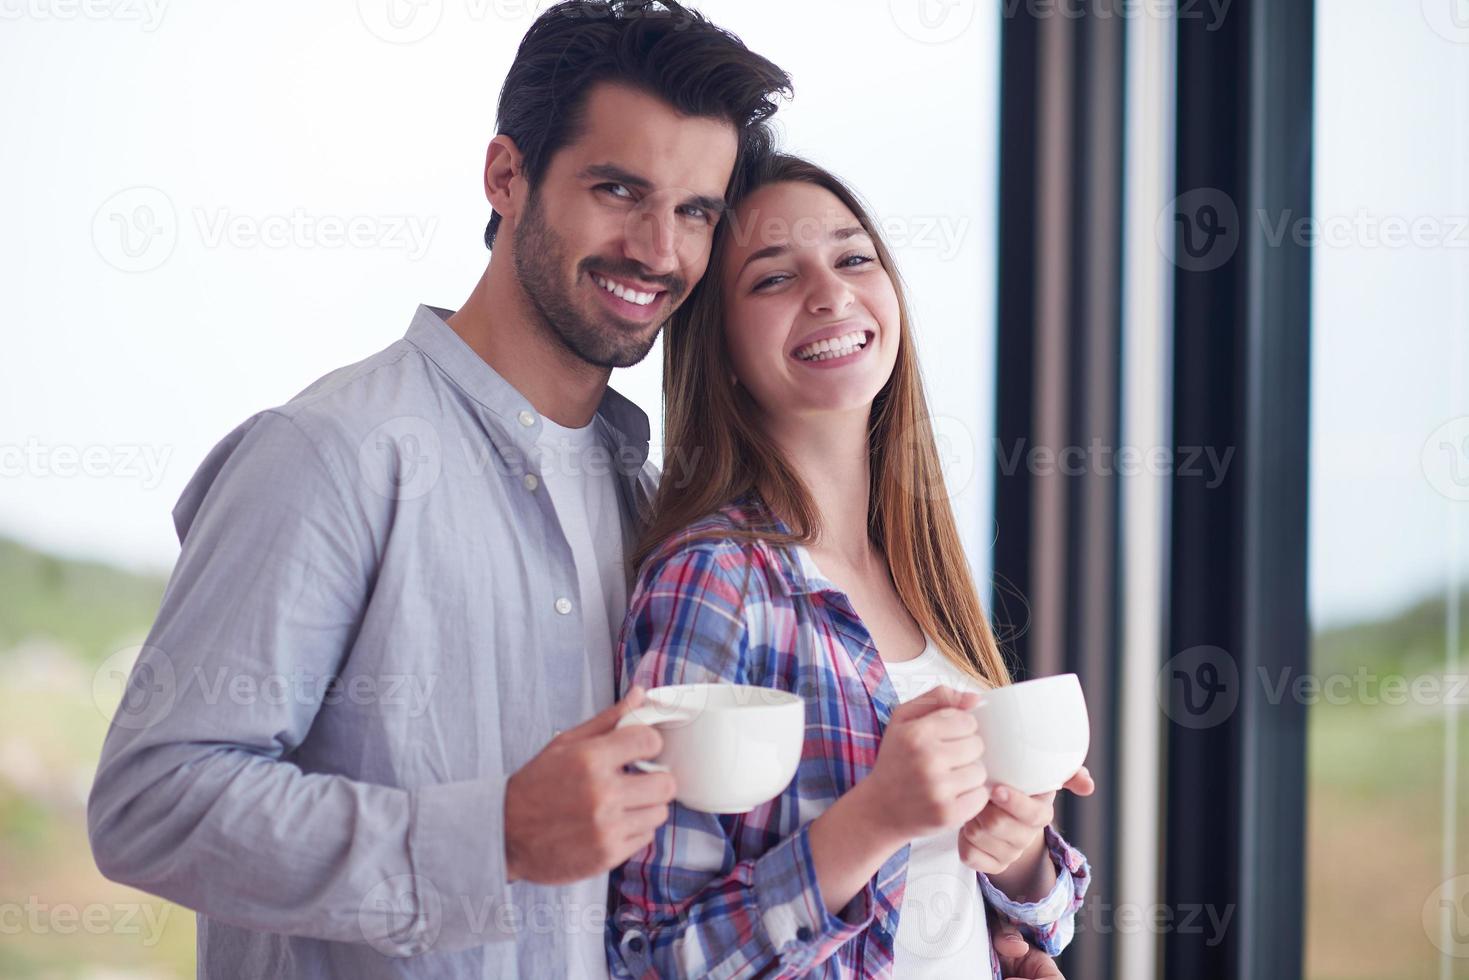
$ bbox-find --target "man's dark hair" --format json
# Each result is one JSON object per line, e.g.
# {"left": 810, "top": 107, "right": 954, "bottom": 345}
{"left": 484, "top": 0, "right": 791, "bottom": 249}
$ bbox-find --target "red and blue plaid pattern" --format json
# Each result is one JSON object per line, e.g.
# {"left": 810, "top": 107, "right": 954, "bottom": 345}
{"left": 608, "top": 496, "right": 1090, "bottom": 978}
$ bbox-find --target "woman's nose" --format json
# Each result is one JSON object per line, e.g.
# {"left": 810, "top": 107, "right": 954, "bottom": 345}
{"left": 805, "top": 271, "right": 855, "bottom": 316}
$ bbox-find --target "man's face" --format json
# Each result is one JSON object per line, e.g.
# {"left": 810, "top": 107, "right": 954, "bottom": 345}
{"left": 511, "top": 82, "right": 740, "bottom": 369}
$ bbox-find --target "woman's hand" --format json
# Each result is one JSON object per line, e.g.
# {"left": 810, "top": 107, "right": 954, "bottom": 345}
{"left": 957, "top": 767, "right": 1094, "bottom": 895}
{"left": 854, "top": 685, "right": 991, "bottom": 842}
{"left": 807, "top": 685, "right": 990, "bottom": 916}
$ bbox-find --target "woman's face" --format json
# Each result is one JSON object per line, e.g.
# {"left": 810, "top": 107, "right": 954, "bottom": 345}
{"left": 719, "top": 181, "right": 901, "bottom": 422}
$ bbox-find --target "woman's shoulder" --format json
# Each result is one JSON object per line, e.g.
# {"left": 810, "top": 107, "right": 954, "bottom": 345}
{"left": 634, "top": 498, "right": 787, "bottom": 595}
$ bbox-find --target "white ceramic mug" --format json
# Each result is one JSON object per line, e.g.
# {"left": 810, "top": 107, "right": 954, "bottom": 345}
{"left": 615, "top": 683, "right": 806, "bottom": 813}
{"left": 969, "top": 673, "right": 1090, "bottom": 795}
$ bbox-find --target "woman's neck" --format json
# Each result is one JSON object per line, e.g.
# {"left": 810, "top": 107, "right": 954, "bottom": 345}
{"left": 763, "top": 406, "right": 875, "bottom": 569}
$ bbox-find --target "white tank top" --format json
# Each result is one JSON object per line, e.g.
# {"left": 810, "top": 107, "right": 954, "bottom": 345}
{"left": 882, "top": 637, "right": 993, "bottom": 978}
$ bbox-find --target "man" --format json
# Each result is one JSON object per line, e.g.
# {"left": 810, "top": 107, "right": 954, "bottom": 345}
{"left": 88, "top": 2, "right": 1065, "bottom": 977}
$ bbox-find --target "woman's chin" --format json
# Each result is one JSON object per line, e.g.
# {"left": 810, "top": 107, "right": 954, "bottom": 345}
{"left": 784, "top": 388, "right": 885, "bottom": 419}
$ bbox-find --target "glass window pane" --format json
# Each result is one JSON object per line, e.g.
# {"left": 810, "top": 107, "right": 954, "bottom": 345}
{"left": 1307, "top": 3, "right": 1469, "bottom": 977}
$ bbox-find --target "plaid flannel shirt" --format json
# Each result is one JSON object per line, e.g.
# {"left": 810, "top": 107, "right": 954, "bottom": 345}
{"left": 608, "top": 496, "right": 1090, "bottom": 978}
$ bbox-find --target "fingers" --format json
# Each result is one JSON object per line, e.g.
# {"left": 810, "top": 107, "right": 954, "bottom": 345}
{"left": 959, "top": 834, "right": 1006, "bottom": 874}
{"left": 964, "top": 794, "right": 1048, "bottom": 851}
{"left": 617, "top": 769, "right": 677, "bottom": 808}
{"left": 615, "top": 779, "right": 677, "bottom": 852}
{"left": 1062, "top": 766, "right": 1096, "bottom": 796}
{"left": 615, "top": 828, "right": 658, "bottom": 861}
{"left": 926, "top": 685, "right": 982, "bottom": 712}
{"left": 961, "top": 806, "right": 1025, "bottom": 850}
{"left": 947, "top": 760, "right": 990, "bottom": 795}
{"left": 990, "top": 916, "right": 1030, "bottom": 960}
{"left": 920, "top": 734, "right": 984, "bottom": 782}
{"left": 1012, "top": 949, "right": 1065, "bottom": 979}
{"left": 593, "top": 722, "right": 666, "bottom": 768}
{"left": 911, "top": 705, "right": 981, "bottom": 742}
{"left": 621, "top": 799, "right": 672, "bottom": 837}
{"left": 952, "top": 779, "right": 993, "bottom": 820}
{"left": 560, "top": 686, "right": 647, "bottom": 740}
{"left": 953, "top": 689, "right": 983, "bottom": 711}
{"left": 988, "top": 785, "right": 1055, "bottom": 827}
{"left": 893, "top": 685, "right": 981, "bottom": 721}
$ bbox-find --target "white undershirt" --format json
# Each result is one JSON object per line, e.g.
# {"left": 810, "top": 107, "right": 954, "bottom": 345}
{"left": 883, "top": 638, "right": 993, "bottom": 978}
{"left": 537, "top": 414, "right": 628, "bottom": 980}
{"left": 538, "top": 414, "right": 627, "bottom": 715}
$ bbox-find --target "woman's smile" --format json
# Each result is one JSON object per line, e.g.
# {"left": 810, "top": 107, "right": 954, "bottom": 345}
{"left": 789, "top": 328, "right": 876, "bottom": 368}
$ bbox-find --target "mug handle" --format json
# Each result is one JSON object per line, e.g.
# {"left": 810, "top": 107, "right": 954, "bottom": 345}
{"left": 615, "top": 702, "right": 695, "bottom": 773}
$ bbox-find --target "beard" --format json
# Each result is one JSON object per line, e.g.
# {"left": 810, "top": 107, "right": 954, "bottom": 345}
{"left": 511, "top": 191, "right": 683, "bottom": 370}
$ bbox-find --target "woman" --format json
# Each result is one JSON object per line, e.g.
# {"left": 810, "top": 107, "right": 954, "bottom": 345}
{"left": 608, "top": 152, "right": 1093, "bottom": 978}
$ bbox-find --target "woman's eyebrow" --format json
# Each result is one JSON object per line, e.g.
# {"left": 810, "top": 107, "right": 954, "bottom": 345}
{"left": 576, "top": 162, "right": 728, "bottom": 216}
{"left": 737, "top": 225, "right": 871, "bottom": 273}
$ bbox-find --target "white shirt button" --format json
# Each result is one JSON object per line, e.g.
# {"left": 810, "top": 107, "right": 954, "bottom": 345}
{"left": 522, "top": 473, "right": 539, "bottom": 491}
{"left": 554, "top": 597, "right": 573, "bottom": 615}
{"left": 517, "top": 410, "right": 536, "bottom": 427}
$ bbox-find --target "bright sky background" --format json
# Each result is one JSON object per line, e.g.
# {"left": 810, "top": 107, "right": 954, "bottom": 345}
{"left": 1312, "top": 0, "right": 1468, "bottom": 627}
{"left": 0, "top": 0, "right": 1464, "bottom": 630}
{"left": 0, "top": 0, "right": 1001, "bottom": 583}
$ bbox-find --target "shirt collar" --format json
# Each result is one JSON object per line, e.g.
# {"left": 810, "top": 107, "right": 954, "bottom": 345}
{"left": 404, "top": 304, "right": 651, "bottom": 473}
{"left": 733, "top": 492, "right": 838, "bottom": 598}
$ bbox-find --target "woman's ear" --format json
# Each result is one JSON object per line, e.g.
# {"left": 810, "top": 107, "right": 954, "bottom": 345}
{"left": 484, "top": 135, "right": 526, "bottom": 228}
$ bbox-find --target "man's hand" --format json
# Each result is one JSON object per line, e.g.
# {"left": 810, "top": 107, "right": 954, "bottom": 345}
{"left": 504, "top": 687, "right": 677, "bottom": 885}
{"left": 990, "top": 915, "right": 1064, "bottom": 980}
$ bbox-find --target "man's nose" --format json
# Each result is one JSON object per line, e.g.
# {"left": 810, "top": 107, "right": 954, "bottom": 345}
{"left": 622, "top": 207, "right": 681, "bottom": 278}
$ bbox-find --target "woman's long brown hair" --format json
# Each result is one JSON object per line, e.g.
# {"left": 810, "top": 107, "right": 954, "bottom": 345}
{"left": 635, "top": 152, "right": 1012, "bottom": 689}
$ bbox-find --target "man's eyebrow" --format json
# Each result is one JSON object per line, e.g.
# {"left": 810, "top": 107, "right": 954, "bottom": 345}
{"left": 737, "top": 225, "right": 871, "bottom": 273}
{"left": 577, "top": 162, "right": 728, "bottom": 216}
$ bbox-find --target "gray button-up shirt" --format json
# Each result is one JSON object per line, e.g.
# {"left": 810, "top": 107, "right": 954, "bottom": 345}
{"left": 88, "top": 305, "right": 657, "bottom": 978}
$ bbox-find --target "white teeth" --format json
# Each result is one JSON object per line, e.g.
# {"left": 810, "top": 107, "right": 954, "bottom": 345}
{"left": 794, "top": 331, "right": 870, "bottom": 362}
{"left": 594, "top": 274, "right": 657, "bottom": 307}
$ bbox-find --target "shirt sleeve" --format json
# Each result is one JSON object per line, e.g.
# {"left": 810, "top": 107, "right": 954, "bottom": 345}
{"left": 86, "top": 410, "right": 513, "bottom": 956}
{"left": 607, "top": 540, "right": 875, "bottom": 979}
{"left": 978, "top": 825, "right": 1091, "bottom": 957}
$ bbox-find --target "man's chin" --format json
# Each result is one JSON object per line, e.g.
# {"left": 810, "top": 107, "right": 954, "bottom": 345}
{"left": 569, "top": 319, "right": 663, "bottom": 370}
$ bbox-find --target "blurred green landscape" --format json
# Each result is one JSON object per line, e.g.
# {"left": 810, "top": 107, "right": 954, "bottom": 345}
{"left": 1305, "top": 591, "right": 1469, "bottom": 980}
{"left": 0, "top": 534, "right": 1463, "bottom": 977}
{"left": 0, "top": 537, "right": 190, "bottom": 980}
